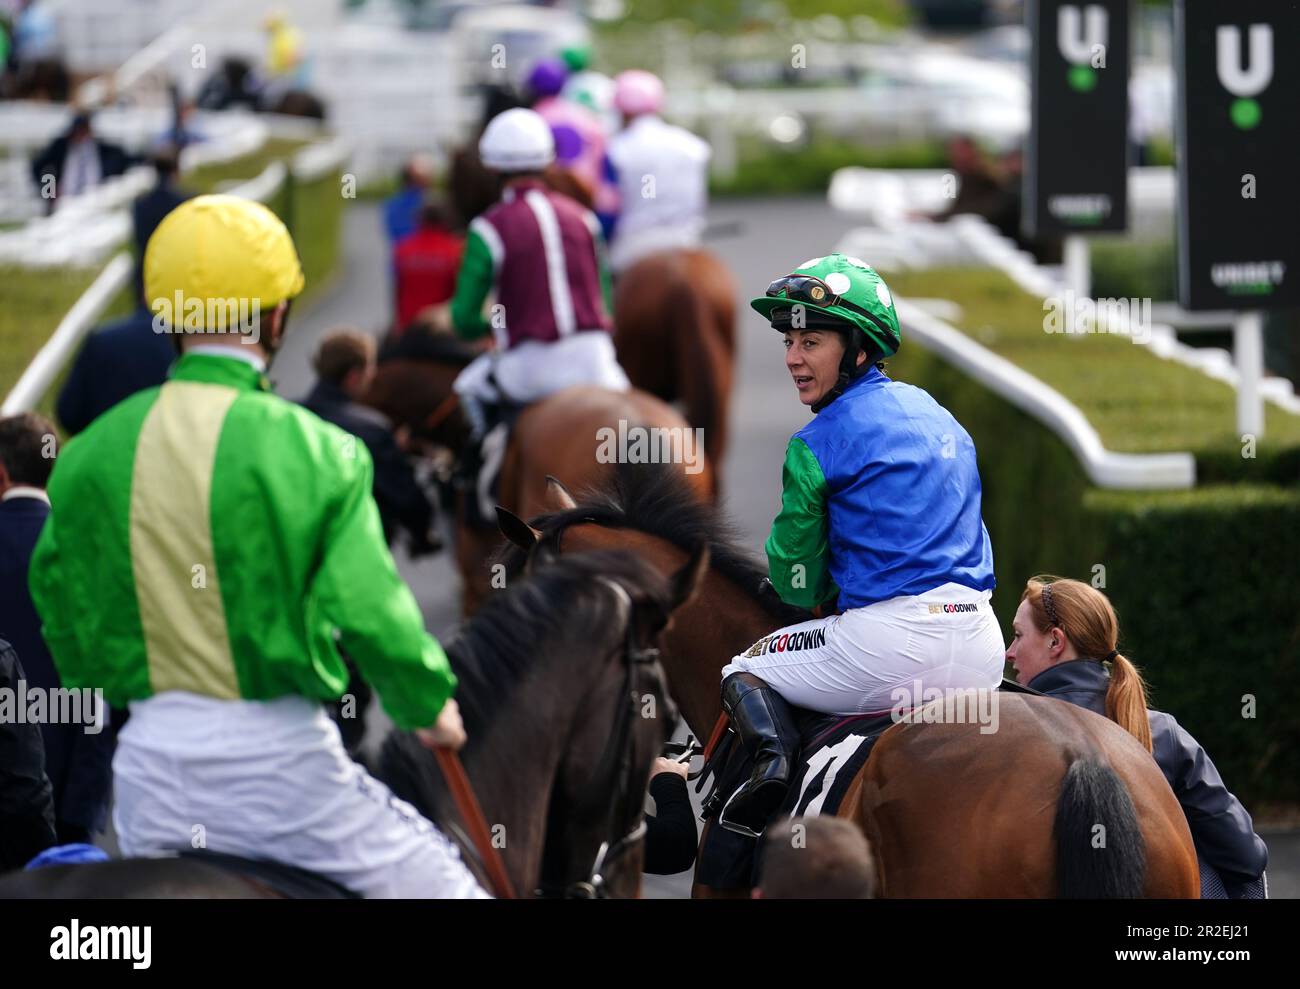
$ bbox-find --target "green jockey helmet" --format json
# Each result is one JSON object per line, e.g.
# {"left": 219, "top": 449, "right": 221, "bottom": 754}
{"left": 750, "top": 253, "right": 902, "bottom": 362}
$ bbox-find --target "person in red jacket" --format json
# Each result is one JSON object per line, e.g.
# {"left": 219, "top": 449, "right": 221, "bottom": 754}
{"left": 392, "top": 199, "right": 463, "bottom": 334}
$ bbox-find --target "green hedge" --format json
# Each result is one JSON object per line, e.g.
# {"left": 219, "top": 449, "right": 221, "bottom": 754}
{"left": 1091, "top": 237, "right": 1177, "bottom": 302}
{"left": 885, "top": 268, "right": 1300, "bottom": 482}
{"left": 711, "top": 137, "right": 948, "bottom": 197}
{"left": 883, "top": 282, "right": 1300, "bottom": 807}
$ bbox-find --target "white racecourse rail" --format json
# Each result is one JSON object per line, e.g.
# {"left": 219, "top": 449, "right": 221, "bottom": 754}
{"left": 2, "top": 140, "right": 348, "bottom": 416}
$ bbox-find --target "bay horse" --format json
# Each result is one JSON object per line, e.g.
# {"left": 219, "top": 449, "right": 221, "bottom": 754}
{"left": 0, "top": 548, "right": 706, "bottom": 899}
{"left": 495, "top": 463, "right": 1201, "bottom": 898}
{"left": 613, "top": 248, "right": 737, "bottom": 470}
{"left": 363, "top": 342, "right": 715, "bottom": 613}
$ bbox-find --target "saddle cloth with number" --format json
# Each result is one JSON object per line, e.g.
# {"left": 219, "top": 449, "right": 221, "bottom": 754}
{"left": 695, "top": 709, "right": 894, "bottom": 889}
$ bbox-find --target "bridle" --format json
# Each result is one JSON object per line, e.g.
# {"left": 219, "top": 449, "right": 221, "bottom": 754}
{"left": 534, "top": 574, "right": 673, "bottom": 899}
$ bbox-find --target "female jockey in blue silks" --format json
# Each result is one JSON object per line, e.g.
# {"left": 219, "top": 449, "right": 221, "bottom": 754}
{"left": 718, "top": 253, "right": 1004, "bottom": 837}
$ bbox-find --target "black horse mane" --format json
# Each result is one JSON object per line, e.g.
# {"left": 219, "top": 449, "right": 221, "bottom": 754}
{"left": 377, "top": 550, "right": 671, "bottom": 820}
{"left": 378, "top": 327, "right": 479, "bottom": 368}
{"left": 452, "top": 549, "right": 672, "bottom": 740}
{"left": 501, "top": 460, "right": 810, "bottom": 628}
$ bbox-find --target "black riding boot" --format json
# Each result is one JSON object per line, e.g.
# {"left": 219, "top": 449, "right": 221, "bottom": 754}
{"left": 717, "top": 672, "right": 801, "bottom": 838}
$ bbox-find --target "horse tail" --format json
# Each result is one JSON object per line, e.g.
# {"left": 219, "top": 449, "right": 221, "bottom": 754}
{"left": 1054, "top": 756, "right": 1146, "bottom": 898}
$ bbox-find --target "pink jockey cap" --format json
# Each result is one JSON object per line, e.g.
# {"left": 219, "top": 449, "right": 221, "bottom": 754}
{"left": 613, "top": 69, "right": 664, "bottom": 116}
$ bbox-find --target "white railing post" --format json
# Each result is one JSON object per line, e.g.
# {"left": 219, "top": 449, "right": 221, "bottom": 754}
{"left": 1234, "top": 311, "right": 1265, "bottom": 440}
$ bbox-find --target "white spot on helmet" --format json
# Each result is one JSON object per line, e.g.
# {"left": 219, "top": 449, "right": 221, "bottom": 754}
{"left": 797, "top": 256, "right": 824, "bottom": 269}
{"left": 876, "top": 281, "right": 893, "bottom": 307}
{"left": 824, "top": 272, "right": 852, "bottom": 295}
{"left": 845, "top": 256, "right": 871, "bottom": 269}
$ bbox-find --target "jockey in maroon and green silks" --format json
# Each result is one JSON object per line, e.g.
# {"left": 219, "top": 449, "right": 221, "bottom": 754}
{"left": 450, "top": 108, "right": 629, "bottom": 517}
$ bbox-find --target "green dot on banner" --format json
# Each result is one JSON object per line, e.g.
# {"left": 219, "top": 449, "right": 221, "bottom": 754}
{"left": 1230, "top": 98, "right": 1262, "bottom": 130}
{"left": 1068, "top": 66, "right": 1097, "bottom": 93}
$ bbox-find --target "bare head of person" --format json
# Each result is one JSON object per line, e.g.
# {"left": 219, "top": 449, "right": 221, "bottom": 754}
{"left": 755, "top": 816, "right": 877, "bottom": 899}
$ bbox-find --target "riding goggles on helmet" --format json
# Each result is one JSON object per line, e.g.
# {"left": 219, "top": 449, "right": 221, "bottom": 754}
{"left": 765, "top": 274, "right": 896, "bottom": 341}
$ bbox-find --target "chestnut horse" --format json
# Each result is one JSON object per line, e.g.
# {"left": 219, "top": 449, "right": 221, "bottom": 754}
{"left": 495, "top": 463, "right": 1200, "bottom": 898}
{"left": 364, "top": 350, "right": 714, "bottom": 613}
{"left": 613, "top": 248, "right": 737, "bottom": 470}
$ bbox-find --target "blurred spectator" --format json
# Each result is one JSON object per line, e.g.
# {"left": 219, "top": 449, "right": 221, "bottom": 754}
{"left": 384, "top": 154, "right": 434, "bottom": 246}
{"left": 393, "top": 199, "right": 463, "bottom": 333}
{"left": 930, "top": 134, "right": 1005, "bottom": 222}
{"left": 12, "top": 0, "right": 56, "bottom": 62}
{"left": 986, "top": 147, "right": 1023, "bottom": 243}
{"left": 755, "top": 816, "right": 877, "bottom": 898}
{"left": 263, "top": 8, "right": 305, "bottom": 84}
{"left": 643, "top": 755, "right": 699, "bottom": 876}
{"left": 56, "top": 306, "right": 174, "bottom": 436}
{"left": 154, "top": 89, "right": 206, "bottom": 153}
{"left": 30, "top": 111, "right": 134, "bottom": 209}
{"left": 299, "top": 331, "right": 440, "bottom": 556}
{"left": 0, "top": 638, "right": 56, "bottom": 870}
{"left": 130, "top": 146, "right": 192, "bottom": 302}
{"left": 0, "top": 413, "right": 114, "bottom": 848}
{"left": 4, "top": 0, "right": 67, "bottom": 100}
{"left": 195, "top": 56, "right": 262, "bottom": 112}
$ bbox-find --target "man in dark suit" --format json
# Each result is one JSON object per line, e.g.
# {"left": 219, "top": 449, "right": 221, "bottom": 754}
{"left": 130, "top": 146, "right": 191, "bottom": 303}
{"left": 0, "top": 413, "right": 115, "bottom": 845}
{"left": 299, "top": 331, "right": 440, "bottom": 556}
{"left": 30, "top": 111, "right": 135, "bottom": 209}
{"left": 56, "top": 307, "right": 174, "bottom": 435}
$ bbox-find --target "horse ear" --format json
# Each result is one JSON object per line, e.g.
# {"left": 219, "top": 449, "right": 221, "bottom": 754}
{"left": 495, "top": 506, "right": 540, "bottom": 549}
{"left": 544, "top": 474, "right": 579, "bottom": 511}
{"left": 669, "top": 541, "right": 711, "bottom": 613}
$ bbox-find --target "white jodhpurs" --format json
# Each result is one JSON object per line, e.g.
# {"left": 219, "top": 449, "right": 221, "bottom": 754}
{"left": 720, "top": 582, "right": 1005, "bottom": 715}
{"left": 452, "top": 330, "right": 630, "bottom": 410}
{"left": 112, "top": 691, "right": 490, "bottom": 899}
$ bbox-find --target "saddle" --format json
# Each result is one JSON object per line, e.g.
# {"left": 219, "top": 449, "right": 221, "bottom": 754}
{"left": 458, "top": 397, "right": 527, "bottom": 529}
{"left": 697, "top": 679, "right": 1037, "bottom": 889}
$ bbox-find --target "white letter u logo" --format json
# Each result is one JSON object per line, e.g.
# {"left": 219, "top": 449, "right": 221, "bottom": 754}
{"left": 1216, "top": 25, "right": 1273, "bottom": 97}
{"left": 1057, "top": 5, "right": 1107, "bottom": 65}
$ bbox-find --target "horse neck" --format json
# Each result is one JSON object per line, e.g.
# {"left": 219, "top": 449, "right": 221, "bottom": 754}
{"left": 457, "top": 628, "right": 622, "bottom": 895}
{"left": 663, "top": 570, "right": 779, "bottom": 737}
{"left": 555, "top": 523, "right": 777, "bottom": 739}
{"left": 365, "top": 358, "right": 469, "bottom": 449}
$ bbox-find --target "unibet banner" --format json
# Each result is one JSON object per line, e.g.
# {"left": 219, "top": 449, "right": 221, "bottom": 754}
{"left": 1024, "top": 0, "right": 1130, "bottom": 238}
{"left": 1175, "top": 0, "right": 1300, "bottom": 311}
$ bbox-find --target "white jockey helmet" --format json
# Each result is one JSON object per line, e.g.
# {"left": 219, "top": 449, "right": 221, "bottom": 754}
{"left": 479, "top": 107, "right": 555, "bottom": 171}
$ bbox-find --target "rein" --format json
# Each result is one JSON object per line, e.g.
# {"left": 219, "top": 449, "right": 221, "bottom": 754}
{"left": 421, "top": 392, "right": 462, "bottom": 434}
{"left": 431, "top": 746, "right": 517, "bottom": 899}
{"left": 535, "top": 576, "right": 665, "bottom": 899}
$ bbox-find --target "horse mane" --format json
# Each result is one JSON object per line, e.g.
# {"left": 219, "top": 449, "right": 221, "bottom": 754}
{"left": 377, "top": 328, "right": 479, "bottom": 368}
{"left": 377, "top": 549, "right": 673, "bottom": 820}
{"left": 502, "top": 460, "right": 810, "bottom": 627}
